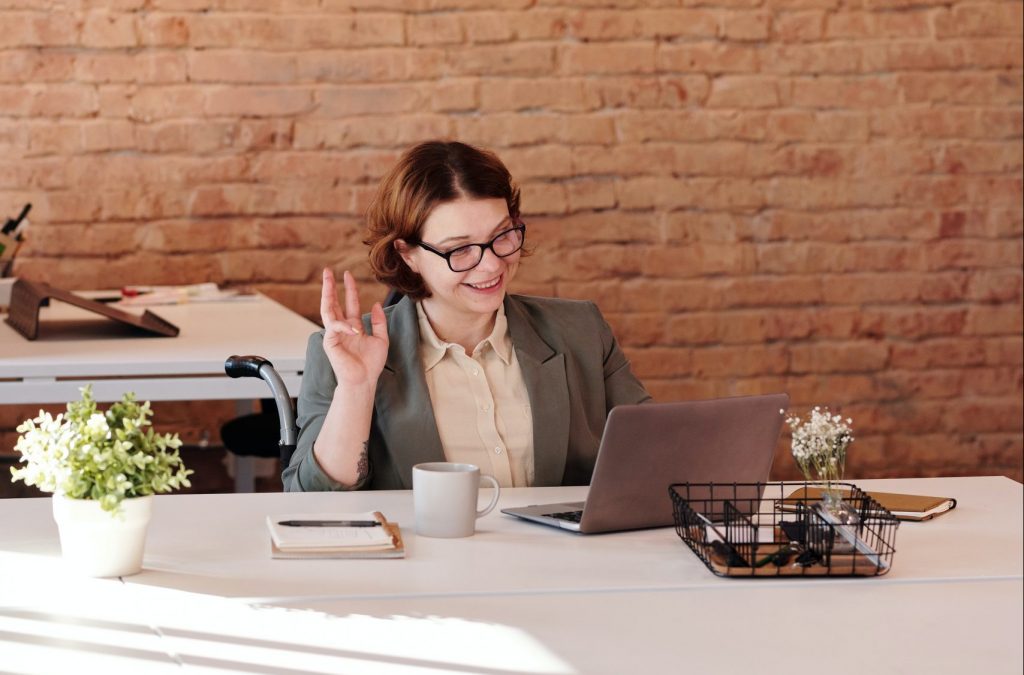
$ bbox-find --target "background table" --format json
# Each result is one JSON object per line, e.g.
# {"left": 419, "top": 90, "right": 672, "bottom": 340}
{"left": 0, "top": 292, "right": 318, "bottom": 405}
{"left": 1, "top": 476, "right": 1021, "bottom": 674}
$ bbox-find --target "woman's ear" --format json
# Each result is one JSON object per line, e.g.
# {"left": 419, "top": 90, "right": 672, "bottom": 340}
{"left": 394, "top": 239, "right": 419, "bottom": 273}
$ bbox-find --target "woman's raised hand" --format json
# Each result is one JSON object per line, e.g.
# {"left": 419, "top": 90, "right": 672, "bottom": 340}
{"left": 319, "top": 269, "right": 389, "bottom": 388}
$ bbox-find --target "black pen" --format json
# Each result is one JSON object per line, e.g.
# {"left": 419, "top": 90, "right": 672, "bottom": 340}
{"left": 277, "top": 519, "right": 380, "bottom": 527}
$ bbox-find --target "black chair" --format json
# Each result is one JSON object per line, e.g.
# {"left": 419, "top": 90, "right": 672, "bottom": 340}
{"left": 220, "top": 288, "right": 404, "bottom": 492}
{"left": 219, "top": 398, "right": 288, "bottom": 492}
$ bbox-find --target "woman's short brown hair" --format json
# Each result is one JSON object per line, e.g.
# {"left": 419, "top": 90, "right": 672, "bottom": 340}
{"left": 365, "top": 141, "right": 521, "bottom": 300}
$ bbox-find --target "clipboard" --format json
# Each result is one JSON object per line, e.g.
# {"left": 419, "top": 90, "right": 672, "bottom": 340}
{"left": 4, "top": 279, "right": 179, "bottom": 340}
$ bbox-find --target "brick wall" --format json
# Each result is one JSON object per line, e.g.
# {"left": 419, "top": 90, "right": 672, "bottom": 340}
{"left": 2, "top": 0, "right": 1021, "bottom": 483}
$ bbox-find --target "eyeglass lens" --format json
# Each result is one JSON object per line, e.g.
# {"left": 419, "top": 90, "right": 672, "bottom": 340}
{"left": 447, "top": 227, "right": 524, "bottom": 272}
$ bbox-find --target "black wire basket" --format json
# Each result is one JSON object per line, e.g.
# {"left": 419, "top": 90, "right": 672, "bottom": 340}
{"left": 669, "top": 482, "right": 900, "bottom": 578}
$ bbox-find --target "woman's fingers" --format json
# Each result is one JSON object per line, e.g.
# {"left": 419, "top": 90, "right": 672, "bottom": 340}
{"left": 369, "top": 302, "right": 388, "bottom": 344}
{"left": 325, "top": 318, "right": 361, "bottom": 337}
{"left": 320, "top": 268, "right": 342, "bottom": 327}
{"left": 342, "top": 271, "right": 362, "bottom": 331}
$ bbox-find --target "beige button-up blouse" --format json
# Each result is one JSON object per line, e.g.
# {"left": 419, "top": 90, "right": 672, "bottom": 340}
{"left": 416, "top": 302, "right": 535, "bottom": 488}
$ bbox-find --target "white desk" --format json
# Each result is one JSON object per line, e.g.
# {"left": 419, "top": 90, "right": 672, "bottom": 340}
{"left": 0, "top": 477, "right": 1021, "bottom": 674}
{"left": 0, "top": 293, "right": 318, "bottom": 404}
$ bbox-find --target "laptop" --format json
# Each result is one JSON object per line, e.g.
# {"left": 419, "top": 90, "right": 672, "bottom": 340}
{"left": 501, "top": 393, "right": 790, "bottom": 534}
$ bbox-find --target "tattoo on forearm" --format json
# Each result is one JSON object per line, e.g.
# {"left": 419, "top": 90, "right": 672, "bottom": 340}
{"left": 356, "top": 441, "right": 370, "bottom": 482}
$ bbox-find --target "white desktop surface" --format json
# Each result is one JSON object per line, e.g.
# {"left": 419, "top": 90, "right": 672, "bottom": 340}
{"left": 0, "top": 293, "right": 318, "bottom": 404}
{"left": 1, "top": 476, "right": 1021, "bottom": 674}
{"left": 1, "top": 477, "right": 1021, "bottom": 601}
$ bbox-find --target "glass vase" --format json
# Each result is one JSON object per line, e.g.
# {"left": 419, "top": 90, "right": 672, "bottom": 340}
{"left": 813, "top": 481, "right": 860, "bottom": 554}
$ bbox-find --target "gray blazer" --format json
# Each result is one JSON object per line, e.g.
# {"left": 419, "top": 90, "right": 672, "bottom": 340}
{"left": 282, "top": 294, "right": 651, "bottom": 491}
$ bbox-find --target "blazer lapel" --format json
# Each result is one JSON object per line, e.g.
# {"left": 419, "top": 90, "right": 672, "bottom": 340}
{"left": 372, "top": 296, "right": 445, "bottom": 488}
{"left": 505, "top": 296, "right": 570, "bottom": 486}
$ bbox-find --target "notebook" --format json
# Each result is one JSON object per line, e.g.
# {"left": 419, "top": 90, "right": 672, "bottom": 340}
{"left": 783, "top": 487, "right": 957, "bottom": 522}
{"left": 266, "top": 511, "right": 404, "bottom": 559}
{"left": 501, "top": 393, "right": 790, "bottom": 534}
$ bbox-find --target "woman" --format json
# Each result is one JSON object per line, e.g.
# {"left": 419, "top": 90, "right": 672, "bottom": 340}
{"left": 283, "top": 141, "right": 650, "bottom": 491}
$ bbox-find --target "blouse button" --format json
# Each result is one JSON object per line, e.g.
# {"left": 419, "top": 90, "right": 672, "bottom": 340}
{"left": 494, "top": 446, "right": 503, "bottom": 454}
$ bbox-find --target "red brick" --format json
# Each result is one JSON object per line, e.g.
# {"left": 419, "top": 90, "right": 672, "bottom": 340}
{"left": 967, "top": 270, "right": 1023, "bottom": 303}
{"left": 862, "top": 41, "right": 963, "bottom": 72}
{"left": 190, "top": 14, "right": 405, "bottom": 49}
{"left": 924, "top": 239, "right": 1022, "bottom": 271}
{"left": 205, "top": 86, "right": 313, "bottom": 117}
{"left": 943, "top": 399, "right": 1024, "bottom": 433}
{"left": 452, "top": 44, "right": 556, "bottom": 76}
{"left": 561, "top": 244, "right": 646, "bottom": 281}
{"left": 900, "top": 72, "right": 1023, "bottom": 105}
{"left": 825, "top": 10, "right": 931, "bottom": 39}
{"left": 407, "top": 13, "right": 463, "bottom": 45}
{"left": 560, "top": 43, "right": 656, "bottom": 75}
{"left": 501, "top": 145, "right": 574, "bottom": 180}
{"left": 479, "top": 77, "right": 601, "bottom": 112}
{"left": 790, "top": 341, "right": 890, "bottom": 374}
{"left": 763, "top": 43, "right": 862, "bottom": 74}
{"left": 0, "top": 12, "right": 79, "bottom": 47}
{"left": 630, "top": 347, "right": 694, "bottom": 379}
{"left": 964, "top": 305, "right": 1024, "bottom": 336}
{"left": 188, "top": 51, "right": 296, "bottom": 83}
{"left": 722, "top": 10, "right": 772, "bottom": 41}
{"left": 519, "top": 182, "right": 568, "bottom": 217}
{"left": 81, "top": 10, "right": 139, "bottom": 48}
{"left": 644, "top": 379, "right": 723, "bottom": 402}
{"left": 691, "top": 344, "right": 789, "bottom": 377}
{"left": 961, "top": 39, "right": 1024, "bottom": 69}
{"left": 707, "top": 75, "right": 779, "bottom": 108}
{"left": 782, "top": 374, "right": 876, "bottom": 404}
{"left": 871, "top": 108, "right": 989, "bottom": 139}
{"left": 572, "top": 142, "right": 675, "bottom": 176}
{"left": 605, "top": 312, "right": 667, "bottom": 347}
{"left": 658, "top": 42, "right": 759, "bottom": 73}
{"left": 0, "top": 50, "right": 75, "bottom": 83}
{"left": 250, "top": 150, "right": 397, "bottom": 184}
{"left": 540, "top": 212, "right": 657, "bottom": 245}
{"left": 29, "top": 223, "right": 140, "bottom": 256}
{"left": 566, "top": 177, "right": 617, "bottom": 212}
{"left": 788, "top": 76, "right": 901, "bottom": 108}
{"left": 80, "top": 120, "right": 136, "bottom": 152}
{"left": 772, "top": 10, "right": 825, "bottom": 42}
{"left": 139, "top": 13, "right": 192, "bottom": 46}
{"left": 934, "top": 3, "right": 1024, "bottom": 38}
{"left": 719, "top": 275, "right": 822, "bottom": 308}
{"left": 891, "top": 338, "right": 988, "bottom": 369}
{"left": 645, "top": 242, "right": 757, "bottom": 278}
{"left": 428, "top": 79, "right": 478, "bottom": 112}
{"left": 505, "top": 8, "right": 571, "bottom": 41}
{"left": 130, "top": 86, "right": 204, "bottom": 121}
{"left": 460, "top": 11, "right": 515, "bottom": 43}
{"left": 565, "top": 8, "right": 718, "bottom": 40}
{"left": 873, "top": 369, "right": 964, "bottom": 401}
{"left": 985, "top": 336, "right": 1024, "bottom": 366}
{"left": 588, "top": 76, "right": 711, "bottom": 110}
{"left": 960, "top": 367, "right": 1023, "bottom": 397}
{"left": 315, "top": 85, "right": 424, "bottom": 117}
{"left": 939, "top": 141, "right": 1024, "bottom": 174}
{"left": 29, "top": 85, "right": 100, "bottom": 118}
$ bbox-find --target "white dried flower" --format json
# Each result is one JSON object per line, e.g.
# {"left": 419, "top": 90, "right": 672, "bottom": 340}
{"left": 785, "top": 406, "right": 854, "bottom": 487}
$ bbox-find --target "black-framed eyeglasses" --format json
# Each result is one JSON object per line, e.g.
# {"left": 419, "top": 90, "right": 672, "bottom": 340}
{"left": 410, "top": 222, "right": 526, "bottom": 273}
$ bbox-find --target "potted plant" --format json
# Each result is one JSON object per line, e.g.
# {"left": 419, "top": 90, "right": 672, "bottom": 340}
{"left": 11, "top": 386, "right": 192, "bottom": 577}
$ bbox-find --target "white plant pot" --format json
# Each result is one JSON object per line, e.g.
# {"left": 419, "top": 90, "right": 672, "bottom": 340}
{"left": 51, "top": 494, "right": 153, "bottom": 577}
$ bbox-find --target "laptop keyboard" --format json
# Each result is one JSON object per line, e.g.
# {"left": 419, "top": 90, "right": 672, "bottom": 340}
{"left": 547, "top": 510, "right": 583, "bottom": 523}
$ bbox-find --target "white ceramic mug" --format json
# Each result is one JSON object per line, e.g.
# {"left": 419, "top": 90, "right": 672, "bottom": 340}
{"left": 413, "top": 462, "right": 501, "bottom": 538}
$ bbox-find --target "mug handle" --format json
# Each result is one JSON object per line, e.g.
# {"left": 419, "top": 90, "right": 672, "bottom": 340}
{"left": 476, "top": 475, "right": 501, "bottom": 518}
